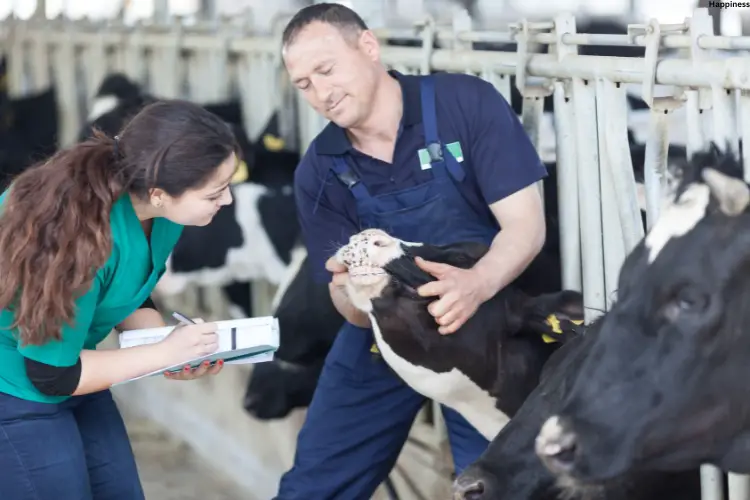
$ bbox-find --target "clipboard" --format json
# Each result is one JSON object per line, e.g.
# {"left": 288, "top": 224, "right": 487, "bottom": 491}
{"left": 114, "top": 316, "right": 280, "bottom": 384}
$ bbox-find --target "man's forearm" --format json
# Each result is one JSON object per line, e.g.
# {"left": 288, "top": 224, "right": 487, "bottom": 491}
{"left": 472, "top": 220, "right": 546, "bottom": 299}
{"left": 329, "top": 284, "right": 371, "bottom": 328}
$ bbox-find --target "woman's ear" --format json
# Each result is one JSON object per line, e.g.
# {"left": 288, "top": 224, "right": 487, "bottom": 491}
{"left": 148, "top": 188, "right": 168, "bottom": 209}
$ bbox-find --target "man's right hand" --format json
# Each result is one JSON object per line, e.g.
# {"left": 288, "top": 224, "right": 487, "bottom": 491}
{"left": 325, "top": 256, "right": 371, "bottom": 328}
{"left": 326, "top": 256, "right": 348, "bottom": 287}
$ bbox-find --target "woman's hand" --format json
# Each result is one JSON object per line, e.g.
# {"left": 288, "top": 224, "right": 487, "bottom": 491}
{"left": 157, "top": 320, "right": 217, "bottom": 361}
{"left": 158, "top": 317, "right": 224, "bottom": 380}
{"left": 164, "top": 359, "right": 224, "bottom": 381}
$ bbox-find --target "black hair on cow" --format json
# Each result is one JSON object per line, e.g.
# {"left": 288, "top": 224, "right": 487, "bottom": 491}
{"left": 94, "top": 73, "right": 143, "bottom": 102}
{"left": 669, "top": 142, "right": 745, "bottom": 204}
{"left": 366, "top": 239, "right": 584, "bottom": 417}
{"left": 281, "top": 2, "right": 369, "bottom": 49}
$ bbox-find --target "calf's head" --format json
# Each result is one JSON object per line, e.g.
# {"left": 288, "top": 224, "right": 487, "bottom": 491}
{"left": 334, "top": 228, "right": 583, "bottom": 354}
{"left": 535, "top": 144, "right": 750, "bottom": 483}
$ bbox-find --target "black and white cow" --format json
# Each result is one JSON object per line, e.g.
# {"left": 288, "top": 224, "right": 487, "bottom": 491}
{"left": 532, "top": 144, "right": 750, "bottom": 486}
{"left": 452, "top": 318, "right": 704, "bottom": 500}
{"left": 332, "top": 228, "right": 584, "bottom": 439}
{"left": 0, "top": 55, "right": 60, "bottom": 191}
{"left": 243, "top": 248, "right": 344, "bottom": 419}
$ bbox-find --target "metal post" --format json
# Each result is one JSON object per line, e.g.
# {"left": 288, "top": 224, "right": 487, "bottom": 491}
{"left": 595, "top": 77, "right": 626, "bottom": 311}
{"left": 553, "top": 13, "right": 582, "bottom": 294}
{"left": 740, "top": 90, "right": 750, "bottom": 182}
{"left": 572, "top": 76, "right": 606, "bottom": 323}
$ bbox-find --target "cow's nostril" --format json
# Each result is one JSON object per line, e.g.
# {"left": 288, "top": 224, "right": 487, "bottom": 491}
{"left": 453, "top": 478, "right": 484, "bottom": 500}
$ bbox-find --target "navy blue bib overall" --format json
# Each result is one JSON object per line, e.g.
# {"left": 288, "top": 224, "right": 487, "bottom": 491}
{"left": 277, "top": 75, "right": 499, "bottom": 499}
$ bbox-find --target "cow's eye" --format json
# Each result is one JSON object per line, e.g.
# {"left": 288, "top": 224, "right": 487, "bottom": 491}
{"left": 663, "top": 286, "right": 709, "bottom": 322}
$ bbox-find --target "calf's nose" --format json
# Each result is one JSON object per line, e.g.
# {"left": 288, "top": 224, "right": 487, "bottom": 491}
{"left": 369, "top": 233, "right": 393, "bottom": 249}
{"left": 535, "top": 415, "right": 578, "bottom": 474}
{"left": 452, "top": 476, "right": 485, "bottom": 500}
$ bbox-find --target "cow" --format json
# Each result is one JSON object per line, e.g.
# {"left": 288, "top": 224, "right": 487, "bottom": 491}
{"left": 452, "top": 319, "right": 704, "bottom": 500}
{"left": 531, "top": 144, "right": 750, "bottom": 487}
{"left": 243, "top": 248, "right": 344, "bottom": 419}
{"left": 332, "top": 228, "right": 584, "bottom": 440}
{"left": 0, "top": 54, "right": 60, "bottom": 191}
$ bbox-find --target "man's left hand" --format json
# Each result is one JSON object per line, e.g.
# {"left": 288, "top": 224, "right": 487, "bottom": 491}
{"left": 415, "top": 257, "right": 493, "bottom": 335}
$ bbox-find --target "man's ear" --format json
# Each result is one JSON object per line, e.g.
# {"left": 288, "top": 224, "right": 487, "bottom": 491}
{"left": 521, "top": 290, "right": 585, "bottom": 344}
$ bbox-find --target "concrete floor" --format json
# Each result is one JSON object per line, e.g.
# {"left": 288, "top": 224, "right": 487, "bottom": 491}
{"left": 125, "top": 411, "right": 247, "bottom": 500}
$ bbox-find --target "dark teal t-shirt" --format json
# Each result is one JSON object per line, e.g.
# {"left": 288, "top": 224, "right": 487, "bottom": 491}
{"left": 0, "top": 189, "right": 184, "bottom": 403}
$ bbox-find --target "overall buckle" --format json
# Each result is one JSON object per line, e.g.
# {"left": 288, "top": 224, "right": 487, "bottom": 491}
{"left": 426, "top": 142, "right": 443, "bottom": 162}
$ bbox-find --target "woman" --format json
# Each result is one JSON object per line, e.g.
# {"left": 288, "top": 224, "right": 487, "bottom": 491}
{"left": 0, "top": 99, "right": 242, "bottom": 499}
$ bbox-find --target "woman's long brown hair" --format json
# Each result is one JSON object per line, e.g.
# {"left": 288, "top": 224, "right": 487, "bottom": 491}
{"left": 0, "top": 98, "right": 240, "bottom": 346}
{"left": 0, "top": 129, "right": 124, "bottom": 345}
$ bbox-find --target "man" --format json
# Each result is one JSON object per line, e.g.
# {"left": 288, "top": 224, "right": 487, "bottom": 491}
{"left": 277, "top": 3, "right": 547, "bottom": 498}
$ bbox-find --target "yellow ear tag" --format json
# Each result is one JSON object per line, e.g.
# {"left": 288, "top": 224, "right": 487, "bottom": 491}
{"left": 541, "top": 315, "right": 585, "bottom": 343}
{"left": 263, "top": 134, "right": 285, "bottom": 152}
{"left": 231, "top": 160, "right": 249, "bottom": 184}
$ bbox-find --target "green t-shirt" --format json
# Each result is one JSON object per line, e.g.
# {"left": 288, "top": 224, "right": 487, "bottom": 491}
{"left": 0, "top": 189, "right": 184, "bottom": 403}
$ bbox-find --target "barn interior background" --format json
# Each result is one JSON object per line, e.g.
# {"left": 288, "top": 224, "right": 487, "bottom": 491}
{"left": 0, "top": 0, "right": 749, "bottom": 499}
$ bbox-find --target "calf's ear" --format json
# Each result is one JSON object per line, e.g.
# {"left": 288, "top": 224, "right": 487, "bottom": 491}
{"left": 520, "top": 290, "right": 585, "bottom": 344}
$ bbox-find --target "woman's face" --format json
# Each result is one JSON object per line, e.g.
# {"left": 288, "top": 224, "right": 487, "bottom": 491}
{"left": 158, "top": 151, "right": 238, "bottom": 226}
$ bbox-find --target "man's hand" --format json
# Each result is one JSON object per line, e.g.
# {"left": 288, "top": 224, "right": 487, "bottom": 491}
{"left": 415, "top": 257, "right": 494, "bottom": 335}
{"left": 326, "top": 256, "right": 371, "bottom": 328}
{"left": 326, "top": 256, "right": 348, "bottom": 288}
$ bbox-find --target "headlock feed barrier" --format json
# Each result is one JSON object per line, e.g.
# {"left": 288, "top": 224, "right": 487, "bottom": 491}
{"left": 2, "top": 6, "right": 750, "bottom": 499}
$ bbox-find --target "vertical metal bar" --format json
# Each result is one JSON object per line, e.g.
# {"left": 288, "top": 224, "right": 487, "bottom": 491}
{"left": 572, "top": 77, "right": 606, "bottom": 323}
{"left": 553, "top": 80, "right": 581, "bottom": 292}
{"left": 685, "top": 89, "right": 705, "bottom": 159}
{"left": 599, "top": 79, "right": 645, "bottom": 252}
{"left": 740, "top": 90, "right": 750, "bottom": 182}
{"left": 595, "top": 78, "right": 626, "bottom": 311}
{"left": 520, "top": 93, "right": 546, "bottom": 210}
{"left": 702, "top": 465, "right": 726, "bottom": 500}
{"left": 643, "top": 109, "right": 670, "bottom": 229}
{"left": 728, "top": 473, "right": 750, "bottom": 500}
{"left": 712, "top": 84, "right": 740, "bottom": 156}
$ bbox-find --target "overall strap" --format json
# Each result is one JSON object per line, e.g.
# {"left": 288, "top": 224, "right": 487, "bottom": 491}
{"left": 419, "top": 75, "right": 466, "bottom": 183}
{"left": 330, "top": 156, "right": 372, "bottom": 203}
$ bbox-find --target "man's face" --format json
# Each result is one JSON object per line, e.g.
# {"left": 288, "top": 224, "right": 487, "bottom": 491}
{"left": 283, "top": 21, "right": 380, "bottom": 129}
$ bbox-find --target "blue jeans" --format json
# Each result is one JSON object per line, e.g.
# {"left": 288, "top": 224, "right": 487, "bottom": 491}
{"left": 0, "top": 389, "right": 145, "bottom": 500}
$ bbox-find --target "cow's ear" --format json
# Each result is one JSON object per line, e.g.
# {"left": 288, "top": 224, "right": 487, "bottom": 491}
{"left": 521, "top": 290, "right": 585, "bottom": 344}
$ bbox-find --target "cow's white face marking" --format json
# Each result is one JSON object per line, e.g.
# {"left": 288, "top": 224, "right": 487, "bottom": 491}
{"left": 645, "top": 182, "right": 710, "bottom": 263}
{"left": 88, "top": 95, "right": 119, "bottom": 121}
{"left": 334, "top": 229, "right": 421, "bottom": 312}
{"left": 535, "top": 416, "right": 567, "bottom": 457}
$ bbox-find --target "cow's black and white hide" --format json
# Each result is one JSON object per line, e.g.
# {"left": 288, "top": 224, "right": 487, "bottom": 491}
{"left": 243, "top": 247, "right": 345, "bottom": 420}
{"left": 333, "top": 228, "right": 584, "bottom": 439}
{"left": 157, "top": 112, "right": 302, "bottom": 301}
{"left": 452, "top": 318, "right": 704, "bottom": 500}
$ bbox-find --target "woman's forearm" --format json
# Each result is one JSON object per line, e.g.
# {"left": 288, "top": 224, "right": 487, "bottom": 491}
{"left": 72, "top": 342, "right": 176, "bottom": 396}
{"left": 117, "top": 308, "right": 167, "bottom": 332}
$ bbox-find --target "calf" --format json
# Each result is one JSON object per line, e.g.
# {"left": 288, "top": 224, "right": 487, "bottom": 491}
{"left": 453, "top": 320, "right": 703, "bottom": 500}
{"left": 334, "top": 228, "right": 583, "bottom": 440}
{"left": 533, "top": 144, "right": 750, "bottom": 485}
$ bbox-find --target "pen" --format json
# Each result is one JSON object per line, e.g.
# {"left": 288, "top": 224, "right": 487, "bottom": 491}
{"left": 172, "top": 311, "right": 196, "bottom": 325}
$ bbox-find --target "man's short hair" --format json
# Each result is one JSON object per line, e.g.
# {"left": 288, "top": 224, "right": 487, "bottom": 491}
{"left": 281, "top": 3, "right": 369, "bottom": 48}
